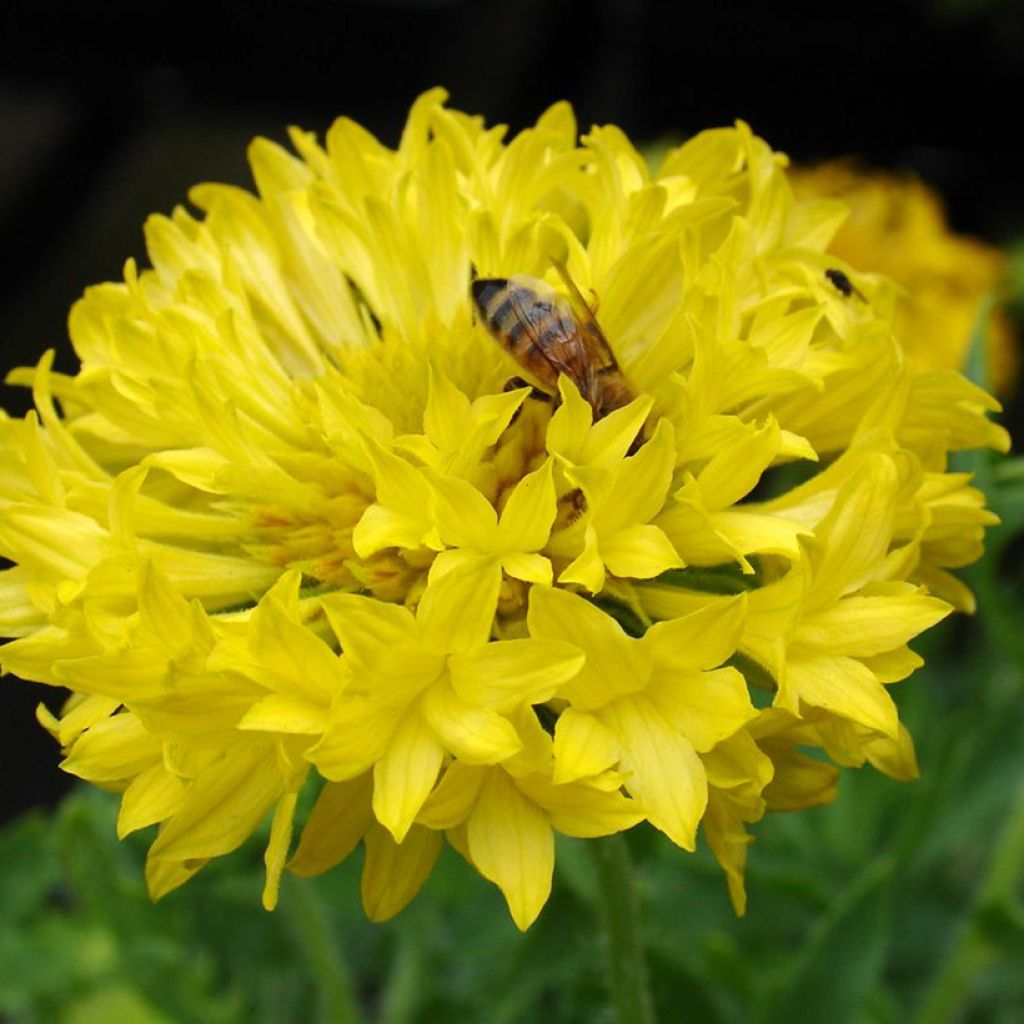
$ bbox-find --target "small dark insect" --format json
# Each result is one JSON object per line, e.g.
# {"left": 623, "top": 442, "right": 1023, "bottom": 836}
{"left": 825, "top": 268, "right": 867, "bottom": 302}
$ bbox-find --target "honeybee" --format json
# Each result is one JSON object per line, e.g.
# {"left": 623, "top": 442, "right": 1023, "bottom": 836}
{"left": 470, "top": 260, "right": 635, "bottom": 420}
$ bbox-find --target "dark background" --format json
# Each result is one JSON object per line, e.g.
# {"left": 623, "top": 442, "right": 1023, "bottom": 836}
{"left": 2, "top": 0, "right": 1022, "bottom": 822}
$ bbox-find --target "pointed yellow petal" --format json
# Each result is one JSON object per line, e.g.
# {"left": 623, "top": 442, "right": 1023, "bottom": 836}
{"left": 557, "top": 525, "right": 607, "bottom": 593}
{"left": 643, "top": 593, "right": 746, "bottom": 671}
{"left": 693, "top": 419, "right": 782, "bottom": 509}
{"left": 117, "top": 764, "right": 185, "bottom": 837}
{"left": 423, "top": 368, "right": 472, "bottom": 452}
{"left": 373, "top": 709, "right": 445, "bottom": 842}
{"left": 448, "top": 638, "right": 583, "bottom": 710}
{"left": 519, "top": 773, "right": 643, "bottom": 837}
{"left": 500, "top": 552, "right": 553, "bottom": 585}
{"left": 648, "top": 666, "right": 757, "bottom": 752}
{"left": 308, "top": 700, "right": 396, "bottom": 780}
{"left": 497, "top": 459, "right": 557, "bottom": 551}
{"left": 545, "top": 377, "right": 593, "bottom": 462}
{"left": 431, "top": 472, "right": 497, "bottom": 548}
{"left": 321, "top": 592, "right": 416, "bottom": 668}
{"left": 148, "top": 742, "right": 284, "bottom": 866}
{"left": 607, "top": 696, "right": 707, "bottom": 850}
{"left": 61, "top": 712, "right": 162, "bottom": 782}
{"left": 551, "top": 707, "right": 621, "bottom": 783}
{"left": 796, "top": 592, "right": 951, "bottom": 657}
{"left": 289, "top": 774, "right": 374, "bottom": 877}
{"left": 601, "top": 523, "right": 682, "bottom": 580}
{"left": 864, "top": 722, "right": 918, "bottom": 781}
{"left": 417, "top": 556, "right": 502, "bottom": 654}
{"left": 353, "top": 503, "right": 436, "bottom": 559}
{"left": 468, "top": 770, "right": 553, "bottom": 931}
{"left": 581, "top": 396, "right": 654, "bottom": 466}
{"left": 783, "top": 652, "right": 899, "bottom": 737}
{"left": 599, "top": 419, "right": 676, "bottom": 530}
{"left": 804, "top": 454, "right": 897, "bottom": 610}
{"left": 238, "top": 694, "right": 328, "bottom": 735}
{"left": 417, "top": 761, "right": 485, "bottom": 829}
{"left": 527, "top": 586, "right": 646, "bottom": 708}
{"left": 263, "top": 790, "right": 299, "bottom": 910}
{"left": 421, "top": 679, "right": 522, "bottom": 763}
{"left": 362, "top": 823, "right": 442, "bottom": 922}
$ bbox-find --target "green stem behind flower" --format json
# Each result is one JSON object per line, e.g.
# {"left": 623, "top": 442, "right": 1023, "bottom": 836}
{"left": 281, "top": 874, "right": 366, "bottom": 1024}
{"left": 588, "top": 834, "right": 658, "bottom": 1024}
{"left": 914, "top": 771, "right": 1024, "bottom": 1024}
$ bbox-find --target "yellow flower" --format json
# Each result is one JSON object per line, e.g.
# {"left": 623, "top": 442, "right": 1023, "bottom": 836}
{"left": 0, "top": 90, "right": 1008, "bottom": 927}
{"left": 528, "top": 586, "right": 755, "bottom": 851}
{"left": 790, "top": 159, "right": 1018, "bottom": 393}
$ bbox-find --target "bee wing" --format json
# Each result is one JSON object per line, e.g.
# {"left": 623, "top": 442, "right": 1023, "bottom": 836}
{"left": 550, "top": 257, "right": 622, "bottom": 373}
{"left": 504, "top": 280, "right": 596, "bottom": 395}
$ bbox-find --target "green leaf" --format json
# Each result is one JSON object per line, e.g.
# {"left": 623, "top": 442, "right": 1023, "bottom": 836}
{"left": 760, "top": 858, "right": 894, "bottom": 1024}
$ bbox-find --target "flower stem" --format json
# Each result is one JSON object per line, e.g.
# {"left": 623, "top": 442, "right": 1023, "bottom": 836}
{"left": 588, "top": 834, "right": 658, "bottom": 1024}
{"left": 914, "top": 770, "right": 1024, "bottom": 1024}
{"left": 281, "top": 874, "right": 366, "bottom": 1024}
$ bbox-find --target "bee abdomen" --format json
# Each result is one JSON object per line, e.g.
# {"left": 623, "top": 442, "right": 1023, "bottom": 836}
{"left": 472, "top": 279, "right": 534, "bottom": 332}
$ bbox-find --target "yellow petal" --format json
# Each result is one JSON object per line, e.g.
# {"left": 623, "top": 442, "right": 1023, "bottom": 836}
{"left": 783, "top": 652, "right": 899, "bottom": 737}
{"left": 546, "top": 376, "right": 594, "bottom": 463}
{"left": 643, "top": 593, "right": 747, "bottom": 672}
{"left": 417, "top": 557, "right": 502, "bottom": 654}
{"left": 417, "top": 761, "right": 484, "bottom": 829}
{"left": 497, "top": 458, "right": 557, "bottom": 551}
{"left": 148, "top": 741, "right": 284, "bottom": 868}
{"left": 648, "top": 666, "right": 757, "bottom": 752}
{"left": 362, "top": 823, "right": 442, "bottom": 922}
{"left": 500, "top": 551, "right": 553, "bottom": 585}
{"left": 289, "top": 774, "right": 374, "bottom": 877}
{"left": 581, "top": 395, "right": 654, "bottom": 466}
{"left": 551, "top": 707, "right": 621, "bottom": 783}
{"left": 796, "top": 592, "right": 951, "bottom": 657}
{"left": 353, "top": 503, "right": 437, "bottom": 559}
{"left": 557, "top": 525, "right": 607, "bottom": 594}
{"left": 467, "top": 770, "right": 554, "bottom": 931}
{"left": 431, "top": 472, "right": 497, "bottom": 549}
{"left": 601, "top": 523, "right": 682, "bottom": 580}
{"left": 864, "top": 722, "right": 919, "bottom": 781}
{"left": 606, "top": 696, "right": 707, "bottom": 850}
{"left": 421, "top": 679, "right": 523, "bottom": 763}
{"left": 237, "top": 694, "right": 328, "bottom": 735}
{"left": 61, "top": 712, "right": 162, "bottom": 782}
{"left": 804, "top": 454, "right": 898, "bottom": 610}
{"left": 373, "top": 709, "right": 445, "bottom": 842}
{"left": 423, "top": 368, "right": 473, "bottom": 453}
{"left": 321, "top": 592, "right": 416, "bottom": 668}
{"left": 692, "top": 419, "right": 783, "bottom": 510}
{"left": 448, "top": 638, "right": 583, "bottom": 710}
{"left": 519, "top": 772, "right": 643, "bottom": 837}
{"left": 598, "top": 419, "right": 676, "bottom": 530}
{"left": 527, "top": 586, "right": 647, "bottom": 708}
{"left": 117, "top": 764, "right": 185, "bottom": 837}
{"left": 308, "top": 700, "right": 396, "bottom": 780}
{"left": 263, "top": 790, "right": 300, "bottom": 910}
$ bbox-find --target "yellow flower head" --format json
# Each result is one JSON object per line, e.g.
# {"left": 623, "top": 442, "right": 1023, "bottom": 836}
{"left": 0, "top": 90, "right": 1009, "bottom": 929}
{"left": 790, "top": 159, "right": 1018, "bottom": 393}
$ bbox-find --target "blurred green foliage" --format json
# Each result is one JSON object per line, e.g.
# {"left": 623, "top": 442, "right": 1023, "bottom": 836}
{"left": 2, "top": 259, "right": 1024, "bottom": 1024}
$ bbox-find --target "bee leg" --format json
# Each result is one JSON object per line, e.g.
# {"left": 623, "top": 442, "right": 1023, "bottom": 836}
{"left": 625, "top": 430, "right": 648, "bottom": 457}
{"left": 552, "top": 486, "right": 587, "bottom": 530}
{"left": 504, "top": 377, "right": 554, "bottom": 426}
{"left": 504, "top": 377, "right": 552, "bottom": 402}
